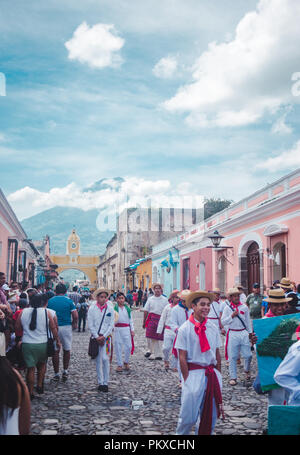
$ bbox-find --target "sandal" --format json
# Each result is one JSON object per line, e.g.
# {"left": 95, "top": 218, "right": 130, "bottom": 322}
{"left": 116, "top": 366, "right": 123, "bottom": 372}
{"left": 229, "top": 379, "right": 237, "bottom": 386}
{"left": 123, "top": 364, "right": 130, "bottom": 371}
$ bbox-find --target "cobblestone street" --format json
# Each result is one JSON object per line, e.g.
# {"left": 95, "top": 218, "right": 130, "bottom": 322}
{"left": 29, "top": 309, "right": 268, "bottom": 435}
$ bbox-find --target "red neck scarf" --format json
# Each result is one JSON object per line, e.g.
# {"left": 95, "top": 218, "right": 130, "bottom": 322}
{"left": 97, "top": 302, "right": 107, "bottom": 312}
{"left": 230, "top": 300, "right": 242, "bottom": 309}
{"left": 265, "top": 309, "right": 276, "bottom": 318}
{"left": 189, "top": 313, "right": 210, "bottom": 352}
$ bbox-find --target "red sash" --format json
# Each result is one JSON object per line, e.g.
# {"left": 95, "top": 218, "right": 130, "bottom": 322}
{"left": 165, "top": 325, "right": 171, "bottom": 330}
{"left": 189, "top": 314, "right": 210, "bottom": 353}
{"left": 115, "top": 323, "right": 135, "bottom": 355}
{"left": 225, "top": 328, "right": 246, "bottom": 360}
{"left": 187, "top": 363, "right": 224, "bottom": 435}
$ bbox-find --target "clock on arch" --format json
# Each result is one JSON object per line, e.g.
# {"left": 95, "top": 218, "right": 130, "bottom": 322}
{"left": 71, "top": 242, "right": 77, "bottom": 250}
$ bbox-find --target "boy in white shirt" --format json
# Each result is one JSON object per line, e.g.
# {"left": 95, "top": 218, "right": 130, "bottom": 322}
{"left": 114, "top": 292, "right": 135, "bottom": 372}
{"left": 87, "top": 288, "right": 115, "bottom": 392}
{"left": 175, "top": 290, "right": 224, "bottom": 435}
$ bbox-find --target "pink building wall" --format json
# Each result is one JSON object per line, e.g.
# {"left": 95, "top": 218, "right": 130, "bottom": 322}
{"left": 177, "top": 169, "right": 300, "bottom": 294}
{"left": 180, "top": 248, "right": 213, "bottom": 291}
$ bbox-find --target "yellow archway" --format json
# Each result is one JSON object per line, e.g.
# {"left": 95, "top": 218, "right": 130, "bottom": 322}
{"left": 50, "top": 229, "right": 100, "bottom": 289}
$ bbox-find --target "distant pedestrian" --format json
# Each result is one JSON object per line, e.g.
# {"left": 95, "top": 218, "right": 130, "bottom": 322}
{"left": 47, "top": 283, "right": 78, "bottom": 383}
{"left": 78, "top": 297, "right": 88, "bottom": 332}
{"left": 68, "top": 286, "right": 82, "bottom": 308}
{"left": 246, "top": 283, "right": 264, "bottom": 320}
{"left": 132, "top": 291, "right": 138, "bottom": 307}
{"left": 142, "top": 289, "right": 148, "bottom": 307}
{"left": 126, "top": 290, "right": 133, "bottom": 308}
{"left": 142, "top": 283, "right": 168, "bottom": 360}
{"left": 137, "top": 288, "right": 143, "bottom": 306}
{"left": 15, "top": 294, "right": 60, "bottom": 399}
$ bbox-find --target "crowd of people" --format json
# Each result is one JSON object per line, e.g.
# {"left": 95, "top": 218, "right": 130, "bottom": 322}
{"left": 1, "top": 271, "right": 300, "bottom": 435}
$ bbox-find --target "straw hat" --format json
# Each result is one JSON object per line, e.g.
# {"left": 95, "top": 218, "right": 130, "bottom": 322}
{"left": 184, "top": 290, "right": 214, "bottom": 309}
{"left": 278, "top": 278, "right": 293, "bottom": 290}
{"left": 152, "top": 282, "right": 163, "bottom": 290}
{"left": 169, "top": 289, "right": 180, "bottom": 301}
{"left": 227, "top": 287, "right": 242, "bottom": 297}
{"left": 264, "top": 288, "right": 292, "bottom": 304}
{"left": 178, "top": 289, "right": 192, "bottom": 301}
{"left": 93, "top": 288, "right": 111, "bottom": 299}
{"left": 212, "top": 288, "right": 221, "bottom": 294}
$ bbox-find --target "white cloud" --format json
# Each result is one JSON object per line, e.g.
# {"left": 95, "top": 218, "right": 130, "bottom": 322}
{"left": 256, "top": 140, "right": 300, "bottom": 171}
{"left": 153, "top": 56, "right": 178, "bottom": 79}
{"left": 7, "top": 178, "right": 204, "bottom": 220}
{"left": 271, "top": 112, "right": 293, "bottom": 134}
{"left": 65, "top": 22, "right": 124, "bottom": 69}
{"left": 163, "top": 0, "right": 300, "bottom": 127}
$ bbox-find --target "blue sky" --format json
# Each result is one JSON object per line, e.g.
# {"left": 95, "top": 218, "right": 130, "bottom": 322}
{"left": 1, "top": 0, "right": 300, "bottom": 219}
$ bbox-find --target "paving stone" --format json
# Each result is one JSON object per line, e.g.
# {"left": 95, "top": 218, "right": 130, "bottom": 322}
{"left": 29, "top": 311, "right": 267, "bottom": 436}
{"left": 41, "top": 430, "right": 58, "bottom": 435}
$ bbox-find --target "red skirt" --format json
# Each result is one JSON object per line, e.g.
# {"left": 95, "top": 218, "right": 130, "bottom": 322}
{"left": 145, "top": 313, "right": 163, "bottom": 341}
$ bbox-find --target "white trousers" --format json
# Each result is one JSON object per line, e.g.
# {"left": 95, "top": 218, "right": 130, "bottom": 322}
{"left": 162, "top": 329, "right": 177, "bottom": 368}
{"left": 227, "top": 330, "right": 252, "bottom": 379}
{"left": 176, "top": 368, "right": 222, "bottom": 435}
{"left": 114, "top": 327, "right": 132, "bottom": 366}
{"left": 146, "top": 338, "right": 162, "bottom": 357}
{"left": 94, "top": 344, "right": 110, "bottom": 385}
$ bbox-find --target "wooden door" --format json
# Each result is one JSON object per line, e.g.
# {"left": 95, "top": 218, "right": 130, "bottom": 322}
{"left": 247, "top": 242, "right": 260, "bottom": 293}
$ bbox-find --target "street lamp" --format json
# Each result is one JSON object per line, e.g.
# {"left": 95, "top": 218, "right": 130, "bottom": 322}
{"left": 207, "top": 230, "right": 224, "bottom": 248}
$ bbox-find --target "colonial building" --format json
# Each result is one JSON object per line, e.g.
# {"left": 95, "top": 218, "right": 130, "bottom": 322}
{"left": 145, "top": 168, "right": 300, "bottom": 296}
{"left": 99, "top": 207, "right": 197, "bottom": 291}
{"left": 97, "top": 234, "right": 118, "bottom": 291}
{"left": 0, "top": 188, "right": 45, "bottom": 287}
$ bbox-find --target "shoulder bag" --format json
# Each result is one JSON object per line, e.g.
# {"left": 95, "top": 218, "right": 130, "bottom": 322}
{"left": 45, "top": 309, "right": 55, "bottom": 357}
{"left": 88, "top": 306, "right": 107, "bottom": 359}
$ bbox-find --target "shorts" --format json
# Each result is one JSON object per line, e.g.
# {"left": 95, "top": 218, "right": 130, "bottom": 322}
{"left": 58, "top": 325, "right": 72, "bottom": 351}
{"left": 22, "top": 342, "right": 47, "bottom": 367}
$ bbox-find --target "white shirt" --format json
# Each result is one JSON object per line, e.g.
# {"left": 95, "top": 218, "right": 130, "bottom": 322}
{"left": 115, "top": 305, "right": 134, "bottom": 331}
{"left": 221, "top": 302, "right": 251, "bottom": 332}
{"left": 240, "top": 293, "right": 247, "bottom": 305}
{"left": 157, "top": 304, "right": 175, "bottom": 334}
{"left": 87, "top": 302, "right": 115, "bottom": 339}
{"left": 207, "top": 301, "right": 223, "bottom": 321}
{"left": 169, "top": 304, "right": 193, "bottom": 333}
{"left": 21, "top": 307, "right": 49, "bottom": 343}
{"left": 143, "top": 295, "right": 168, "bottom": 316}
{"left": 175, "top": 318, "right": 221, "bottom": 366}
{"left": 274, "top": 340, "right": 300, "bottom": 405}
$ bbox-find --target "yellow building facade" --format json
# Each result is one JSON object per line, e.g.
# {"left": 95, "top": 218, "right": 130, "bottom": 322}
{"left": 133, "top": 258, "right": 152, "bottom": 290}
{"left": 50, "top": 229, "right": 100, "bottom": 290}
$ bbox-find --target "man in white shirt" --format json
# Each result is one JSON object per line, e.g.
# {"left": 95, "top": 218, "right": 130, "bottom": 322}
{"left": 207, "top": 288, "right": 226, "bottom": 335}
{"left": 87, "top": 288, "right": 115, "bottom": 392}
{"left": 157, "top": 290, "right": 180, "bottom": 371}
{"left": 221, "top": 287, "right": 254, "bottom": 386}
{"left": 175, "top": 290, "right": 223, "bottom": 435}
{"left": 142, "top": 283, "right": 168, "bottom": 360}
{"left": 113, "top": 292, "right": 135, "bottom": 372}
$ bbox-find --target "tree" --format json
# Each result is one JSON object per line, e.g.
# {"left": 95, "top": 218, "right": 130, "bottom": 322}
{"left": 204, "top": 198, "right": 233, "bottom": 220}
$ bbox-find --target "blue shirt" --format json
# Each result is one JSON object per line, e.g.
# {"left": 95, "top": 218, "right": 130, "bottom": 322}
{"left": 48, "top": 295, "right": 77, "bottom": 326}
